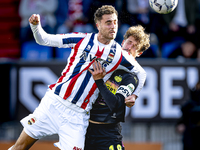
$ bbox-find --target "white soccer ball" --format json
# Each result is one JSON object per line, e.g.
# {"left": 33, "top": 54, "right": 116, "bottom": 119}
{"left": 149, "top": 0, "right": 178, "bottom": 14}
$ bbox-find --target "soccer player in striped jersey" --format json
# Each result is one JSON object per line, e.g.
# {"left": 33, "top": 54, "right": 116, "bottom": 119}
{"left": 84, "top": 25, "right": 150, "bottom": 150}
{"left": 9, "top": 6, "right": 146, "bottom": 150}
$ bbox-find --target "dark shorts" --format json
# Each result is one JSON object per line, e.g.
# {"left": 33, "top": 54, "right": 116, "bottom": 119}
{"left": 84, "top": 122, "right": 125, "bottom": 150}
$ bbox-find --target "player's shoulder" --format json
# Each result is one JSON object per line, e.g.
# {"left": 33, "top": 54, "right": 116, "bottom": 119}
{"left": 135, "top": 61, "right": 146, "bottom": 72}
{"left": 115, "top": 70, "right": 138, "bottom": 85}
{"left": 114, "top": 69, "right": 135, "bottom": 78}
{"left": 123, "top": 71, "right": 138, "bottom": 80}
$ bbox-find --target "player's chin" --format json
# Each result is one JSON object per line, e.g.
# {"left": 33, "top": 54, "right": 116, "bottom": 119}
{"left": 109, "top": 34, "right": 116, "bottom": 40}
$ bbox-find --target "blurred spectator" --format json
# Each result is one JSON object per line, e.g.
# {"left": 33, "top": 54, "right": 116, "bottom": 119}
{"left": 87, "top": 0, "right": 117, "bottom": 25}
{"left": 56, "top": 0, "right": 94, "bottom": 34}
{"left": 54, "top": 0, "right": 69, "bottom": 30}
{"left": 161, "top": 0, "right": 199, "bottom": 45}
{"left": 194, "top": 0, "right": 200, "bottom": 51}
{"left": 19, "top": 0, "right": 58, "bottom": 44}
{"left": 116, "top": 0, "right": 151, "bottom": 43}
{"left": 117, "top": 0, "right": 150, "bottom": 27}
{"left": 168, "top": 40, "right": 198, "bottom": 60}
{"left": 176, "top": 81, "right": 200, "bottom": 150}
{"left": 135, "top": 0, "right": 150, "bottom": 27}
{"left": 198, "top": 48, "right": 200, "bottom": 61}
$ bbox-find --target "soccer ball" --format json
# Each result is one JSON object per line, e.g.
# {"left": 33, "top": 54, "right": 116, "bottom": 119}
{"left": 149, "top": 0, "right": 178, "bottom": 14}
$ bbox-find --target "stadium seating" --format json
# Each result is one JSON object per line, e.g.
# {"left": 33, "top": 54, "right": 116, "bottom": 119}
{"left": 21, "top": 41, "right": 53, "bottom": 60}
{"left": 0, "top": 0, "right": 21, "bottom": 58}
{"left": 55, "top": 47, "right": 71, "bottom": 61}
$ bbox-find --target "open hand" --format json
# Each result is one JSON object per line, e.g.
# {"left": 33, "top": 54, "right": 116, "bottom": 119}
{"left": 88, "top": 61, "right": 106, "bottom": 80}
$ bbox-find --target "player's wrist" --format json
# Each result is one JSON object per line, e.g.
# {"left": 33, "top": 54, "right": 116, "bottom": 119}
{"left": 95, "top": 79, "right": 104, "bottom": 84}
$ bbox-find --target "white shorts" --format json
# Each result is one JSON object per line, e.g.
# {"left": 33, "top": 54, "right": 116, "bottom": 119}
{"left": 20, "top": 91, "right": 90, "bottom": 150}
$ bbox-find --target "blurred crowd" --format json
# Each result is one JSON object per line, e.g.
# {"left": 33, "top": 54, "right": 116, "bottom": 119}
{"left": 176, "top": 81, "right": 200, "bottom": 150}
{"left": 18, "top": 0, "right": 200, "bottom": 60}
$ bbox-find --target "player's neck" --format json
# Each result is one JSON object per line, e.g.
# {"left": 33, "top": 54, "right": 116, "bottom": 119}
{"left": 97, "top": 34, "right": 112, "bottom": 45}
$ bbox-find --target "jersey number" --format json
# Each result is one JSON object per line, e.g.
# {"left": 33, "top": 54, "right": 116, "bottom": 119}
{"left": 109, "top": 144, "right": 122, "bottom": 150}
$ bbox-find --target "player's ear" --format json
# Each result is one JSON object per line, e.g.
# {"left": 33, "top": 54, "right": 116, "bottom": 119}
{"left": 138, "top": 52, "right": 143, "bottom": 56}
{"left": 121, "top": 40, "right": 125, "bottom": 46}
{"left": 96, "top": 22, "right": 99, "bottom": 29}
{"left": 136, "top": 51, "right": 143, "bottom": 57}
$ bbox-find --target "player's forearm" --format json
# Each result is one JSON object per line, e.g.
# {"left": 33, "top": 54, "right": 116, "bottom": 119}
{"left": 133, "top": 68, "right": 146, "bottom": 97}
{"left": 30, "top": 23, "right": 61, "bottom": 47}
{"left": 95, "top": 79, "right": 124, "bottom": 112}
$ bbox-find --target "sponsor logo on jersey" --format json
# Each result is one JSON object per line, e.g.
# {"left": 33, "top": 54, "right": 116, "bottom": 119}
{"left": 105, "top": 80, "right": 118, "bottom": 94}
{"left": 111, "top": 112, "right": 117, "bottom": 118}
{"left": 134, "top": 76, "right": 138, "bottom": 84}
{"left": 86, "top": 45, "right": 91, "bottom": 50}
{"left": 80, "top": 51, "right": 88, "bottom": 60}
{"left": 127, "top": 83, "right": 135, "bottom": 93}
{"left": 114, "top": 75, "right": 122, "bottom": 82}
{"left": 28, "top": 117, "right": 36, "bottom": 125}
{"left": 116, "top": 85, "right": 131, "bottom": 97}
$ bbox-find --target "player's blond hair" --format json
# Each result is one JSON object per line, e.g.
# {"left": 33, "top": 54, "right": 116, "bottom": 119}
{"left": 124, "top": 25, "right": 150, "bottom": 54}
{"left": 94, "top": 5, "right": 118, "bottom": 23}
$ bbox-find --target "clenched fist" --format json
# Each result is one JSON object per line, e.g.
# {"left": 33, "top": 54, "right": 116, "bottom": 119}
{"left": 29, "top": 14, "right": 40, "bottom": 25}
{"left": 125, "top": 94, "right": 137, "bottom": 108}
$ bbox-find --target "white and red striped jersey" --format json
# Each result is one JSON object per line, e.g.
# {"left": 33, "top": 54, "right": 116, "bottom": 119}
{"left": 30, "top": 23, "right": 146, "bottom": 112}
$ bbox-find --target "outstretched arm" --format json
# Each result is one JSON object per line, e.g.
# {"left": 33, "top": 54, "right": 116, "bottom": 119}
{"left": 28, "top": 14, "right": 85, "bottom": 48}
{"left": 29, "top": 14, "right": 62, "bottom": 47}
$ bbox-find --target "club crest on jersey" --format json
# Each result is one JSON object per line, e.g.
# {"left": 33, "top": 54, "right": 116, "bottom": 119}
{"left": 114, "top": 75, "right": 122, "bottom": 82}
{"left": 107, "top": 52, "right": 115, "bottom": 63}
{"left": 106, "top": 44, "right": 116, "bottom": 63}
{"left": 28, "top": 117, "right": 36, "bottom": 125}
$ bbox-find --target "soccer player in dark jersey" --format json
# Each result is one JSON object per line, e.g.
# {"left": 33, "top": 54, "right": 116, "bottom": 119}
{"left": 85, "top": 25, "right": 150, "bottom": 150}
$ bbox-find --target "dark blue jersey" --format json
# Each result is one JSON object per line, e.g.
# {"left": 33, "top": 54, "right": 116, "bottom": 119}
{"left": 90, "top": 69, "right": 139, "bottom": 123}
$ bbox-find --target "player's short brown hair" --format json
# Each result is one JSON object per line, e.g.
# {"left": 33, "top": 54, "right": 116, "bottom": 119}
{"left": 94, "top": 5, "right": 118, "bottom": 23}
{"left": 124, "top": 25, "right": 150, "bottom": 54}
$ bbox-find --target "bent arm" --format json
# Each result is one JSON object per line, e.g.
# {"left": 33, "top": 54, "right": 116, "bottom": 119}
{"left": 30, "top": 23, "right": 63, "bottom": 47}
{"left": 95, "top": 79, "right": 125, "bottom": 112}
{"left": 132, "top": 64, "right": 146, "bottom": 97}
{"left": 119, "top": 51, "right": 146, "bottom": 97}
{"left": 29, "top": 14, "right": 86, "bottom": 48}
